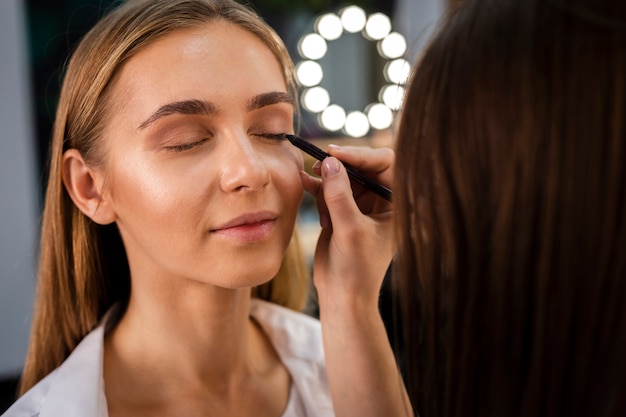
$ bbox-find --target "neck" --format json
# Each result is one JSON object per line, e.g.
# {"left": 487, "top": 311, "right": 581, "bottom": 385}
{"left": 105, "top": 276, "right": 262, "bottom": 391}
{"left": 102, "top": 263, "right": 291, "bottom": 417}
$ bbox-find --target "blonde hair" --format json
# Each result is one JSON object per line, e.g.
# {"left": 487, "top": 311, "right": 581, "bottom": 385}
{"left": 20, "top": 0, "right": 307, "bottom": 395}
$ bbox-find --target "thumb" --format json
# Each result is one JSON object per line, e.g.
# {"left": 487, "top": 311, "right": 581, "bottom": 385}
{"left": 321, "top": 157, "right": 361, "bottom": 227}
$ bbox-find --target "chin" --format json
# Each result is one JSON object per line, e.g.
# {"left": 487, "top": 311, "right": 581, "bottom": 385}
{"left": 217, "top": 261, "right": 282, "bottom": 290}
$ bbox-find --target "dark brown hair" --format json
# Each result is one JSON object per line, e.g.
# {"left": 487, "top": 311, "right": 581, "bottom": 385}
{"left": 394, "top": 0, "right": 626, "bottom": 415}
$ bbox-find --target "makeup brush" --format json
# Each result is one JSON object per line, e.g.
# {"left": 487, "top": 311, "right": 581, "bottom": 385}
{"left": 285, "top": 134, "right": 392, "bottom": 202}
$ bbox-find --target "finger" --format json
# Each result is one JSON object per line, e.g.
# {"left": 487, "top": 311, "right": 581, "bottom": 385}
{"left": 299, "top": 171, "right": 321, "bottom": 196}
{"left": 323, "top": 146, "right": 394, "bottom": 214}
{"left": 311, "top": 160, "right": 321, "bottom": 176}
{"left": 320, "top": 157, "right": 364, "bottom": 229}
{"left": 326, "top": 145, "right": 394, "bottom": 183}
{"left": 300, "top": 171, "right": 331, "bottom": 229}
{"left": 300, "top": 161, "right": 369, "bottom": 208}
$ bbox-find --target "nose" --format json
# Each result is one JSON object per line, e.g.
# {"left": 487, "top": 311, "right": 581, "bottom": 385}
{"left": 218, "top": 132, "right": 271, "bottom": 193}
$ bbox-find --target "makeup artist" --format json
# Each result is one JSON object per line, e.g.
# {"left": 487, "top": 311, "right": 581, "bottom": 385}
{"left": 304, "top": 0, "right": 626, "bottom": 416}
{"left": 1, "top": 0, "right": 404, "bottom": 416}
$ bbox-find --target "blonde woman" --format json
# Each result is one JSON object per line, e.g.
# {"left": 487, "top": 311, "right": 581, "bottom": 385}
{"left": 2, "top": 0, "right": 397, "bottom": 415}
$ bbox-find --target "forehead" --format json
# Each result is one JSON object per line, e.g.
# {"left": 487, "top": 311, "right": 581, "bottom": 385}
{"left": 109, "top": 21, "right": 287, "bottom": 110}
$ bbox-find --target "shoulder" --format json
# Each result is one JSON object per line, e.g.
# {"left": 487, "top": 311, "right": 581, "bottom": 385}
{"left": 2, "top": 319, "right": 110, "bottom": 417}
{"left": 0, "top": 370, "right": 55, "bottom": 417}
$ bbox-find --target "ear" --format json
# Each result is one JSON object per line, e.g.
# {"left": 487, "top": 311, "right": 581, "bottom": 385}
{"left": 62, "top": 149, "right": 116, "bottom": 225}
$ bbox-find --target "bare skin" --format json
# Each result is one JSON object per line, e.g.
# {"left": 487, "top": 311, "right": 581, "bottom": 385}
{"left": 301, "top": 147, "right": 414, "bottom": 417}
{"left": 63, "top": 21, "right": 304, "bottom": 417}
{"left": 103, "top": 297, "right": 289, "bottom": 417}
{"left": 63, "top": 14, "right": 411, "bottom": 417}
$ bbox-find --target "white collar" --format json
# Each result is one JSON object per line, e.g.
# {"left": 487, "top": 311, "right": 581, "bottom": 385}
{"left": 13, "top": 299, "right": 333, "bottom": 417}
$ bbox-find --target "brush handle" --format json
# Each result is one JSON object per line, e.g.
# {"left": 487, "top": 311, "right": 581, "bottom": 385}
{"left": 286, "top": 135, "right": 392, "bottom": 202}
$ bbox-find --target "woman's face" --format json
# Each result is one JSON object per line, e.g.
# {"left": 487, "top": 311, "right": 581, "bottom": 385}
{"left": 99, "top": 21, "right": 303, "bottom": 288}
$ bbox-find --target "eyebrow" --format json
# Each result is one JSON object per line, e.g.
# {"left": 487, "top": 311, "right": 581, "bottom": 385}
{"left": 246, "top": 91, "right": 294, "bottom": 112}
{"left": 138, "top": 99, "right": 218, "bottom": 130}
{"left": 137, "top": 92, "right": 294, "bottom": 130}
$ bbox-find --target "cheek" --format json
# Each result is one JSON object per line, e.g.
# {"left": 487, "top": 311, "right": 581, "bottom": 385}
{"left": 271, "top": 147, "right": 304, "bottom": 198}
{"left": 105, "top": 153, "right": 202, "bottom": 219}
{"left": 279, "top": 145, "right": 304, "bottom": 175}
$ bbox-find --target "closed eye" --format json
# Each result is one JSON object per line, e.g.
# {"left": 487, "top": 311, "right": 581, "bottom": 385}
{"left": 253, "top": 133, "right": 288, "bottom": 141}
{"left": 164, "top": 139, "right": 208, "bottom": 152}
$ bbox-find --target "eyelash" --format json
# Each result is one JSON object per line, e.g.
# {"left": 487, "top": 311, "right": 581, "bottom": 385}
{"left": 164, "top": 132, "right": 287, "bottom": 153}
{"left": 164, "top": 139, "right": 208, "bottom": 152}
{"left": 253, "top": 133, "right": 288, "bottom": 141}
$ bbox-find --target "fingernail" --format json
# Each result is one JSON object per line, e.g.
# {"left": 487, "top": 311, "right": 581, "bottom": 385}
{"left": 323, "top": 158, "right": 340, "bottom": 177}
{"left": 312, "top": 160, "right": 321, "bottom": 170}
{"left": 327, "top": 144, "right": 341, "bottom": 151}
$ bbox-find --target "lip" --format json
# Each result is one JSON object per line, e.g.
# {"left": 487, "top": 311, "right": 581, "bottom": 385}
{"left": 210, "top": 211, "right": 279, "bottom": 242}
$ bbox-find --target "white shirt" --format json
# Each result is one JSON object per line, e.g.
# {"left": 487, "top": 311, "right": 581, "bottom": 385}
{"left": 2, "top": 299, "right": 334, "bottom": 417}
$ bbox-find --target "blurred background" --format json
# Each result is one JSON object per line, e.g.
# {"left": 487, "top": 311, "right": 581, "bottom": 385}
{"left": 0, "top": 0, "right": 446, "bottom": 410}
